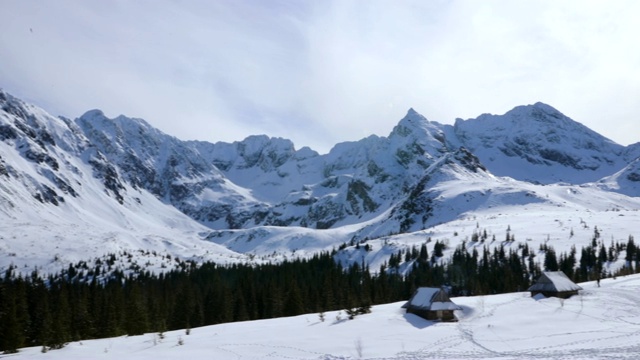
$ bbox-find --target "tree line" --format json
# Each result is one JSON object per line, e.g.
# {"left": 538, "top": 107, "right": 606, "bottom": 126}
{"left": 0, "top": 252, "right": 406, "bottom": 353}
{"left": 2, "top": 231, "right": 639, "bottom": 353}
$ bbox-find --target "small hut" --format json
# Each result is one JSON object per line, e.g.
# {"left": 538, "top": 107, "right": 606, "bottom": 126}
{"left": 402, "top": 287, "right": 462, "bottom": 322}
{"left": 528, "top": 271, "right": 582, "bottom": 298}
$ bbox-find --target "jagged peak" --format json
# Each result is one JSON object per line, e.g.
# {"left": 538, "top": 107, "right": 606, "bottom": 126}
{"left": 114, "top": 114, "right": 154, "bottom": 128}
{"left": 0, "top": 88, "right": 9, "bottom": 101}
{"left": 237, "top": 135, "right": 296, "bottom": 154}
{"left": 532, "top": 101, "right": 560, "bottom": 112}
{"left": 294, "top": 146, "right": 319, "bottom": 160}
{"left": 503, "top": 102, "right": 566, "bottom": 122}
{"left": 80, "top": 110, "right": 155, "bottom": 131}
{"left": 386, "top": 108, "right": 450, "bottom": 156}
{"left": 80, "top": 109, "right": 106, "bottom": 120}
{"left": 0, "top": 88, "right": 24, "bottom": 106}
{"left": 207, "top": 134, "right": 299, "bottom": 171}
{"left": 77, "top": 110, "right": 171, "bottom": 148}
{"left": 241, "top": 134, "right": 290, "bottom": 145}
{"left": 400, "top": 107, "right": 427, "bottom": 123}
{"left": 406, "top": 107, "right": 419, "bottom": 116}
{"left": 391, "top": 108, "right": 443, "bottom": 137}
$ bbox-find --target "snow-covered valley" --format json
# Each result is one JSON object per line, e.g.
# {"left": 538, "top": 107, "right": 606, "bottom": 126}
{"left": 7, "top": 274, "right": 640, "bottom": 359}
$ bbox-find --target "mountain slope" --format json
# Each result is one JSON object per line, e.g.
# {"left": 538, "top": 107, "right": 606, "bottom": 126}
{"left": 2, "top": 88, "right": 640, "bottom": 276}
{"left": 454, "top": 102, "right": 627, "bottom": 184}
{"left": 596, "top": 157, "right": 640, "bottom": 197}
{"left": 75, "top": 109, "right": 268, "bottom": 229}
{"left": 0, "top": 90, "right": 246, "bottom": 275}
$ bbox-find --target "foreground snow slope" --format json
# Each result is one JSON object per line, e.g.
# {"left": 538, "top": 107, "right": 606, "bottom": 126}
{"left": 11, "top": 274, "right": 640, "bottom": 359}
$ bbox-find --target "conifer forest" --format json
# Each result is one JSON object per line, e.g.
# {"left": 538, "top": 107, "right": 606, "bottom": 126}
{"left": 1, "top": 233, "right": 638, "bottom": 353}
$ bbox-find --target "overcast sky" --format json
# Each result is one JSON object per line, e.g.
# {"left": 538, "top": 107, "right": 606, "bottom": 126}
{"left": 1, "top": 1, "right": 638, "bottom": 154}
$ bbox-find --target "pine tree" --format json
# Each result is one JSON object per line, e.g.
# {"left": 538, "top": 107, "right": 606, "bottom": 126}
{"left": 543, "top": 247, "right": 559, "bottom": 271}
{"left": 49, "top": 283, "right": 71, "bottom": 349}
{"left": 626, "top": 236, "right": 636, "bottom": 263}
{"left": 125, "top": 283, "right": 149, "bottom": 336}
{"left": 233, "top": 289, "right": 250, "bottom": 321}
{"left": 26, "top": 280, "right": 53, "bottom": 347}
{"left": 433, "top": 240, "right": 444, "bottom": 257}
{"left": 0, "top": 279, "right": 28, "bottom": 353}
{"left": 71, "top": 284, "right": 94, "bottom": 340}
{"left": 419, "top": 243, "right": 428, "bottom": 263}
{"left": 284, "top": 280, "right": 304, "bottom": 317}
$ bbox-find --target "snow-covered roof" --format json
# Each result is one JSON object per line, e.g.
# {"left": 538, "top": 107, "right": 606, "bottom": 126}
{"left": 406, "top": 288, "right": 440, "bottom": 308}
{"left": 404, "top": 287, "right": 462, "bottom": 311}
{"left": 528, "top": 271, "right": 583, "bottom": 293}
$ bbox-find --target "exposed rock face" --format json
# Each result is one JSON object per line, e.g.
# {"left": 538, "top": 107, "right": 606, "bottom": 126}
{"left": 2, "top": 88, "right": 639, "bottom": 237}
{"left": 454, "top": 102, "right": 626, "bottom": 184}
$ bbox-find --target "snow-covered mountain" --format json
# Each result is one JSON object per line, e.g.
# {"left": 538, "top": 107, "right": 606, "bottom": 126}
{"left": 454, "top": 102, "right": 629, "bottom": 184}
{"left": 0, "top": 90, "right": 246, "bottom": 274}
{"left": 1, "top": 88, "right": 639, "bottom": 275}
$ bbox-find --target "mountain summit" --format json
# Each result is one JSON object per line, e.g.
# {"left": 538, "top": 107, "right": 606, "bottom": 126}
{"left": 454, "top": 102, "right": 626, "bottom": 184}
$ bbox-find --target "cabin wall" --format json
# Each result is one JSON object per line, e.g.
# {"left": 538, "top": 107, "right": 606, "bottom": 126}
{"left": 530, "top": 290, "right": 579, "bottom": 299}
{"left": 407, "top": 308, "right": 457, "bottom": 322}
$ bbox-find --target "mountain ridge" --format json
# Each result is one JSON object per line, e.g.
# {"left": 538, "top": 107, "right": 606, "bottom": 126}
{"left": 1, "top": 88, "right": 639, "bottom": 276}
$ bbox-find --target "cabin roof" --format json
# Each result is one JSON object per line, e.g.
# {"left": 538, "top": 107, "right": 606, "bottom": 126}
{"left": 528, "top": 271, "right": 583, "bottom": 293}
{"left": 403, "top": 287, "right": 462, "bottom": 311}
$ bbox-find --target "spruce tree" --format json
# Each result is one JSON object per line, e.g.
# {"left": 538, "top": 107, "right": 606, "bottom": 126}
{"left": 284, "top": 280, "right": 304, "bottom": 317}
{"left": 49, "top": 284, "right": 71, "bottom": 349}
{"left": 125, "top": 283, "right": 149, "bottom": 336}
{"left": 543, "top": 247, "right": 559, "bottom": 271}
{"left": 0, "top": 280, "right": 28, "bottom": 353}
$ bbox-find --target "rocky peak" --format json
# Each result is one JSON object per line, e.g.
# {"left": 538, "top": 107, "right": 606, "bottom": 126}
{"left": 236, "top": 135, "right": 297, "bottom": 170}
{"left": 391, "top": 108, "right": 445, "bottom": 142}
{"left": 454, "top": 103, "right": 626, "bottom": 184}
{"left": 76, "top": 110, "right": 168, "bottom": 154}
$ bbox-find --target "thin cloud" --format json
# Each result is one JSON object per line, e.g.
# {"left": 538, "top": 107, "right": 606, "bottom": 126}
{"left": 0, "top": 0, "right": 638, "bottom": 154}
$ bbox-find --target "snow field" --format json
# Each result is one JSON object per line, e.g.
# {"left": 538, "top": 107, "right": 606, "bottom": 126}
{"left": 9, "top": 274, "right": 640, "bottom": 359}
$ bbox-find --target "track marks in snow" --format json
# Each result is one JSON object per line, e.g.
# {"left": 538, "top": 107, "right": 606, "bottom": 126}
{"left": 212, "top": 342, "right": 325, "bottom": 359}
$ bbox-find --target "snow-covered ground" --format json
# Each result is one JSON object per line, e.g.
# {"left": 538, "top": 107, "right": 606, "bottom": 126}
{"left": 8, "top": 274, "right": 640, "bottom": 359}
{"left": 0, "top": 178, "right": 249, "bottom": 275}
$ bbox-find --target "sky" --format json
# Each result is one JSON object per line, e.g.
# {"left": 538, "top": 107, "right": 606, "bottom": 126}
{"left": 1, "top": 0, "right": 639, "bottom": 154}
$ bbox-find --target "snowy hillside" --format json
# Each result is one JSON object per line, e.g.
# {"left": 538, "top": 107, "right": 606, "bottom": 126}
{"left": 0, "top": 90, "right": 248, "bottom": 275}
{"left": 1, "top": 87, "right": 640, "bottom": 276}
{"left": 10, "top": 274, "right": 640, "bottom": 359}
{"left": 596, "top": 157, "right": 640, "bottom": 197}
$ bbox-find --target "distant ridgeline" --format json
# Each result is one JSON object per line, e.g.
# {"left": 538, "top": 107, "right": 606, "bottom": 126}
{"left": 2, "top": 232, "right": 639, "bottom": 354}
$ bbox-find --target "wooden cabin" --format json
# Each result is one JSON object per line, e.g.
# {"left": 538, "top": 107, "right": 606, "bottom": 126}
{"left": 402, "top": 287, "right": 462, "bottom": 322}
{"left": 528, "top": 271, "right": 582, "bottom": 299}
